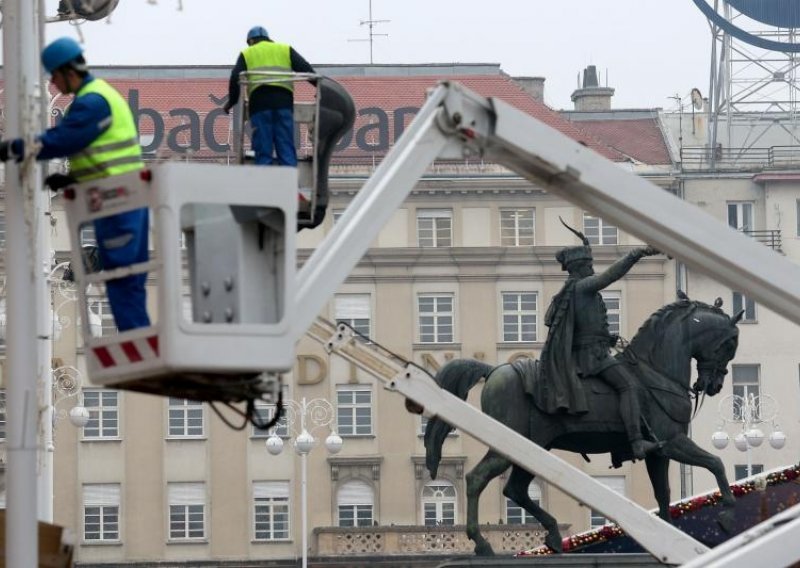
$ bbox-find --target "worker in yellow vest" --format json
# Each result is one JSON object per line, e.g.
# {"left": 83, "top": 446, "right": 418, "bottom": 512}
{"left": 224, "top": 26, "right": 315, "bottom": 166}
{"left": 0, "top": 37, "right": 150, "bottom": 331}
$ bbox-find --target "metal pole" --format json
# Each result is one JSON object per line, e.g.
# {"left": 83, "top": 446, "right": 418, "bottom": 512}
{"left": 3, "top": 0, "right": 44, "bottom": 564}
{"left": 301, "top": 449, "right": 308, "bottom": 568}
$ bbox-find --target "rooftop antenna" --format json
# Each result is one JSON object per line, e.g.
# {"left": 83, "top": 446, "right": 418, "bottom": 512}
{"left": 348, "top": 0, "right": 390, "bottom": 64}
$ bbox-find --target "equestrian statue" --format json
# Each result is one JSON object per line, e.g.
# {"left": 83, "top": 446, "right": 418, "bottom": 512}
{"left": 424, "top": 221, "right": 744, "bottom": 555}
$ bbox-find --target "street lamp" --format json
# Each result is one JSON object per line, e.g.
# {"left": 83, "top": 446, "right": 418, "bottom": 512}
{"left": 265, "top": 397, "right": 343, "bottom": 568}
{"left": 712, "top": 392, "right": 786, "bottom": 478}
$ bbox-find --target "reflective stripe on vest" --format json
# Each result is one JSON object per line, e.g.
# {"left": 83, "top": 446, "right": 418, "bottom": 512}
{"left": 242, "top": 41, "right": 293, "bottom": 95}
{"left": 69, "top": 78, "right": 144, "bottom": 182}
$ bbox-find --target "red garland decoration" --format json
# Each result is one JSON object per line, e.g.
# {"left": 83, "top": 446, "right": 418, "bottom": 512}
{"left": 517, "top": 463, "right": 800, "bottom": 557}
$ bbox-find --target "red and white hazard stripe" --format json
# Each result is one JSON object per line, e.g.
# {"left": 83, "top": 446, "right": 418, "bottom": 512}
{"left": 92, "top": 335, "right": 159, "bottom": 368}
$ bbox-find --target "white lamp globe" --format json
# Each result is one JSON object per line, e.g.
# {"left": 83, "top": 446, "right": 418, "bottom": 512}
{"left": 711, "top": 430, "right": 730, "bottom": 450}
{"left": 294, "top": 430, "right": 314, "bottom": 455}
{"left": 746, "top": 428, "right": 765, "bottom": 448}
{"left": 734, "top": 433, "right": 749, "bottom": 452}
{"left": 265, "top": 434, "right": 284, "bottom": 456}
{"left": 769, "top": 430, "right": 787, "bottom": 450}
{"left": 68, "top": 406, "right": 90, "bottom": 428}
{"left": 325, "top": 432, "right": 343, "bottom": 455}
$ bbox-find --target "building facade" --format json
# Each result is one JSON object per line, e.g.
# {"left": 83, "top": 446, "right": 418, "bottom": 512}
{"left": 0, "top": 63, "right": 730, "bottom": 566}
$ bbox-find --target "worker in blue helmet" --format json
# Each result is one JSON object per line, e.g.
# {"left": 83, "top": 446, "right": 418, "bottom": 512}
{"left": 0, "top": 37, "right": 150, "bottom": 332}
{"left": 224, "top": 25, "right": 315, "bottom": 166}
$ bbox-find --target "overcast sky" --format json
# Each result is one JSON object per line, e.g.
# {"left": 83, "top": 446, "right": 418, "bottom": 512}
{"left": 42, "top": 0, "right": 713, "bottom": 111}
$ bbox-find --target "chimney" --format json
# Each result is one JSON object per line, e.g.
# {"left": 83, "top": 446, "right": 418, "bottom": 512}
{"left": 570, "top": 65, "right": 614, "bottom": 111}
{"left": 513, "top": 76, "right": 546, "bottom": 103}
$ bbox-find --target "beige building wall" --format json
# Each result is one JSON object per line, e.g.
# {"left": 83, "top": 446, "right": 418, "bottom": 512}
{"left": 30, "top": 166, "right": 679, "bottom": 564}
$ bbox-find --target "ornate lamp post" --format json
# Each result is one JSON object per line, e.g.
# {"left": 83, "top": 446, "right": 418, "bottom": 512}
{"left": 265, "top": 398, "right": 343, "bottom": 568}
{"left": 712, "top": 392, "right": 785, "bottom": 478}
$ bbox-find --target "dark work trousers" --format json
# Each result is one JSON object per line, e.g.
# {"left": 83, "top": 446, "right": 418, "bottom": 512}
{"left": 250, "top": 107, "right": 297, "bottom": 166}
{"left": 94, "top": 207, "right": 151, "bottom": 332}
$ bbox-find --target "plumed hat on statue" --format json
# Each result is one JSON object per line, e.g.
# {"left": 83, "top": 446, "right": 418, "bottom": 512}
{"left": 555, "top": 217, "right": 593, "bottom": 270}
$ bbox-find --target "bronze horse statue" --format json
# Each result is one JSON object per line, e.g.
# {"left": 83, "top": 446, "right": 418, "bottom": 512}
{"left": 424, "top": 296, "right": 743, "bottom": 555}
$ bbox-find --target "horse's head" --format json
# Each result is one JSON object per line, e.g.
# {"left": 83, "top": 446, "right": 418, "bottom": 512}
{"left": 689, "top": 297, "right": 742, "bottom": 397}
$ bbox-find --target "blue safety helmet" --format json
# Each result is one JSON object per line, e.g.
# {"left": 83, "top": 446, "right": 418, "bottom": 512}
{"left": 247, "top": 26, "right": 269, "bottom": 42}
{"left": 42, "top": 37, "right": 84, "bottom": 74}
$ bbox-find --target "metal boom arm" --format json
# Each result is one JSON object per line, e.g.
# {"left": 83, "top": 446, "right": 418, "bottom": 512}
{"left": 294, "top": 80, "right": 800, "bottom": 565}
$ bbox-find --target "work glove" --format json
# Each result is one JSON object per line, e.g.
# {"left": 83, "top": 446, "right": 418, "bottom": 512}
{"left": 0, "top": 139, "right": 23, "bottom": 162}
{"left": 44, "top": 173, "right": 77, "bottom": 192}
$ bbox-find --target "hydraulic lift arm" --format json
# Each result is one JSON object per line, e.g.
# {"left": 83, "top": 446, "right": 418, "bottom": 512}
{"left": 296, "top": 80, "right": 800, "bottom": 565}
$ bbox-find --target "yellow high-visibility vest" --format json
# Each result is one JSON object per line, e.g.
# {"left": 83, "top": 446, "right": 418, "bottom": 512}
{"left": 242, "top": 41, "right": 293, "bottom": 96}
{"left": 68, "top": 78, "right": 144, "bottom": 182}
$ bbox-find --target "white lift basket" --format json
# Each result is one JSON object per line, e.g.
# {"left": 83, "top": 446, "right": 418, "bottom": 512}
{"left": 62, "top": 162, "right": 296, "bottom": 402}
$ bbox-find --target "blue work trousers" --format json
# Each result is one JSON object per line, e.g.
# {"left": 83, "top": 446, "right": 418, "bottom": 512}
{"left": 250, "top": 107, "right": 297, "bottom": 166}
{"left": 94, "top": 207, "right": 151, "bottom": 332}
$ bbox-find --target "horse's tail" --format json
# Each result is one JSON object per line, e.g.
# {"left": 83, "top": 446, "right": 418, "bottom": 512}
{"left": 424, "top": 359, "right": 494, "bottom": 479}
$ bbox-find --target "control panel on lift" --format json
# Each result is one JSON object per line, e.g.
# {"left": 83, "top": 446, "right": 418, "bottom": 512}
{"left": 236, "top": 72, "right": 355, "bottom": 229}
{"left": 61, "top": 163, "right": 297, "bottom": 403}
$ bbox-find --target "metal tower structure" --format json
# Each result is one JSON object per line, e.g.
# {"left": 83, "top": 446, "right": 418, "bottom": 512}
{"left": 693, "top": 0, "right": 800, "bottom": 164}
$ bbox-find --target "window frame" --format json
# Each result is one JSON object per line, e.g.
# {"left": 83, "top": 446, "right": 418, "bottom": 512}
{"left": 505, "top": 482, "right": 542, "bottom": 525}
{"left": 417, "top": 293, "right": 455, "bottom": 344}
{"left": 499, "top": 208, "right": 535, "bottom": 247}
{"left": 422, "top": 480, "right": 457, "bottom": 526}
{"left": 83, "top": 483, "right": 121, "bottom": 543}
{"left": 583, "top": 212, "right": 618, "bottom": 246}
{"left": 167, "top": 398, "right": 205, "bottom": 439}
{"left": 334, "top": 294, "right": 372, "bottom": 339}
{"left": 501, "top": 291, "right": 538, "bottom": 343}
{"left": 416, "top": 209, "right": 453, "bottom": 248}
{"left": 589, "top": 476, "right": 625, "bottom": 529}
{"left": 81, "top": 389, "right": 120, "bottom": 440}
{"left": 253, "top": 481, "right": 291, "bottom": 541}
{"left": 336, "top": 385, "right": 373, "bottom": 437}
{"left": 732, "top": 291, "right": 757, "bottom": 323}
{"left": 600, "top": 290, "right": 622, "bottom": 336}
{"left": 732, "top": 364, "right": 760, "bottom": 421}
{"left": 167, "top": 482, "right": 206, "bottom": 541}
{"left": 728, "top": 201, "right": 754, "bottom": 232}
{"left": 336, "top": 479, "right": 375, "bottom": 528}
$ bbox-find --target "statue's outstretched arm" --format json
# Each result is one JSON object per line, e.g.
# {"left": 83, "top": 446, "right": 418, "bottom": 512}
{"left": 578, "top": 247, "right": 658, "bottom": 292}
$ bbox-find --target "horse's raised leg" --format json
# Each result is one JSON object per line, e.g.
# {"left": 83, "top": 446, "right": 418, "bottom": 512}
{"left": 504, "top": 466, "right": 563, "bottom": 552}
{"left": 645, "top": 455, "right": 671, "bottom": 522}
{"left": 660, "top": 433, "right": 736, "bottom": 532}
{"left": 465, "top": 450, "right": 510, "bottom": 556}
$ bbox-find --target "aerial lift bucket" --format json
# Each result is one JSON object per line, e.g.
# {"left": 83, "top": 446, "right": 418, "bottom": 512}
{"left": 61, "top": 162, "right": 296, "bottom": 403}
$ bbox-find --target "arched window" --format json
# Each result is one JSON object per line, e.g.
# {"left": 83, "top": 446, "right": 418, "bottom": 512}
{"left": 422, "top": 480, "right": 457, "bottom": 526}
{"left": 337, "top": 480, "right": 374, "bottom": 527}
{"left": 505, "top": 481, "right": 542, "bottom": 524}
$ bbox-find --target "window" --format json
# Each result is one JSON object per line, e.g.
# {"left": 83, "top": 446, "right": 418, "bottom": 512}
{"left": 0, "top": 212, "right": 6, "bottom": 248}
{"left": 583, "top": 213, "right": 618, "bottom": 245}
{"left": 83, "top": 484, "right": 120, "bottom": 542}
{"left": 728, "top": 201, "right": 754, "bottom": 231}
{"left": 506, "top": 482, "right": 542, "bottom": 524}
{"left": 82, "top": 389, "right": 119, "bottom": 439}
{"left": 168, "top": 483, "right": 206, "bottom": 540}
{"left": 251, "top": 398, "right": 289, "bottom": 438}
{"left": 732, "top": 365, "right": 760, "bottom": 420}
{"left": 337, "top": 480, "right": 374, "bottom": 527}
{"left": 418, "top": 294, "right": 454, "bottom": 343}
{"left": 732, "top": 292, "right": 756, "bottom": 322}
{"left": 89, "top": 297, "right": 116, "bottom": 337}
{"left": 500, "top": 209, "right": 534, "bottom": 246}
{"left": 168, "top": 398, "right": 204, "bottom": 438}
{"left": 600, "top": 291, "right": 621, "bottom": 336}
{"left": 337, "top": 386, "right": 372, "bottom": 436}
{"left": 422, "top": 480, "right": 456, "bottom": 526}
{"left": 417, "top": 209, "right": 452, "bottom": 247}
{"left": 590, "top": 476, "right": 625, "bottom": 529}
{"left": 253, "top": 481, "right": 290, "bottom": 540}
{"left": 0, "top": 389, "right": 5, "bottom": 440}
{"left": 335, "top": 294, "right": 371, "bottom": 339}
{"left": 502, "top": 292, "right": 537, "bottom": 342}
{"left": 419, "top": 415, "right": 457, "bottom": 437}
{"left": 734, "top": 464, "right": 764, "bottom": 480}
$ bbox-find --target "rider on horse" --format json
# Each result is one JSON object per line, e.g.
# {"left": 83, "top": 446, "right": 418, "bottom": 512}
{"left": 540, "top": 219, "right": 660, "bottom": 459}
